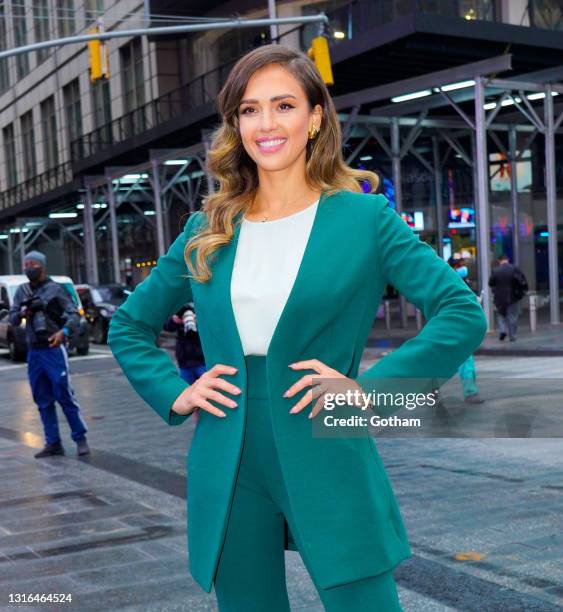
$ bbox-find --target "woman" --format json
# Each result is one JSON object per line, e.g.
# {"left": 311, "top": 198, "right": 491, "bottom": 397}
{"left": 107, "top": 44, "right": 487, "bottom": 610}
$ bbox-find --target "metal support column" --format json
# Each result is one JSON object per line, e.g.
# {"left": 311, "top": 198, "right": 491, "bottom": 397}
{"left": 508, "top": 125, "right": 520, "bottom": 267}
{"left": 432, "top": 135, "right": 444, "bottom": 259}
{"left": 106, "top": 178, "right": 121, "bottom": 284}
{"left": 19, "top": 225, "right": 25, "bottom": 269}
{"left": 544, "top": 83, "right": 560, "bottom": 324}
{"left": 151, "top": 158, "right": 166, "bottom": 257}
{"left": 84, "top": 186, "right": 99, "bottom": 285}
{"left": 474, "top": 76, "right": 493, "bottom": 330}
{"left": 202, "top": 131, "right": 216, "bottom": 196}
{"left": 391, "top": 117, "right": 408, "bottom": 327}
{"left": 6, "top": 231, "right": 14, "bottom": 274}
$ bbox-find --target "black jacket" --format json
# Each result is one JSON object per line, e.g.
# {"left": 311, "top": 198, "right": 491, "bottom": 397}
{"left": 488, "top": 263, "right": 528, "bottom": 315}
{"left": 162, "top": 305, "right": 205, "bottom": 368}
{"left": 9, "top": 277, "right": 79, "bottom": 348}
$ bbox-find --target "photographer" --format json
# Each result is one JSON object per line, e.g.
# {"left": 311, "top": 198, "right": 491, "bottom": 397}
{"left": 9, "top": 250, "right": 89, "bottom": 458}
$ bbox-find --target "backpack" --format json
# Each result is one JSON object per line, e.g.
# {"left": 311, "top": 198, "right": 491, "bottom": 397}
{"left": 511, "top": 268, "right": 528, "bottom": 301}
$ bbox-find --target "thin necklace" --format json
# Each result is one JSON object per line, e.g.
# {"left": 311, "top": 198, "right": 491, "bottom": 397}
{"left": 247, "top": 190, "right": 316, "bottom": 223}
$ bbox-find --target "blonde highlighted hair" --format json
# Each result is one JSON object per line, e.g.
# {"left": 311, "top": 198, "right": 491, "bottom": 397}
{"left": 184, "top": 43, "right": 379, "bottom": 283}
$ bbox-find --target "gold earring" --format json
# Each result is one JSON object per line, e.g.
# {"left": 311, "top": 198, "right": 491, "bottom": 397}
{"left": 308, "top": 124, "right": 319, "bottom": 140}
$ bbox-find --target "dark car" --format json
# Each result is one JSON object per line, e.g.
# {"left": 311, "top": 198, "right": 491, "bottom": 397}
{"left": 76, "top": 284, "right": 131, "bottom": 344}
{"left": 0, "top": 274, "right": 90, "bottom": 362}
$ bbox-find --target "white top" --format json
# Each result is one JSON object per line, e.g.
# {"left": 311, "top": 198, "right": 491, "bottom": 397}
{"left": 230, "top": 199, "right": 319, "bottom": 355}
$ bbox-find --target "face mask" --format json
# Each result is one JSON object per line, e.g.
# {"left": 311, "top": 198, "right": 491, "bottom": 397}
{"left": 457, "top": 266, "right": 468, "bottom": 279}
{"left": 24, "top": 267, "right": 41, "bottom": 282}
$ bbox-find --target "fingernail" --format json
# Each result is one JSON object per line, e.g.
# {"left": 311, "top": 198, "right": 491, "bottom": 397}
{"left": 289, "top": 407, "right": 297, "bottom": 413}
{"left": 230, "top": 401, "right": 237, "bottom": 407}
{"left": 288, "top": 363, "right": 295, "bottom": 367}
{"left": 282, "top": 391, "right": 288, "bottom": 397}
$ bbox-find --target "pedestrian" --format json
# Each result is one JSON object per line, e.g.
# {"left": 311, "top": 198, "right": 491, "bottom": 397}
{"left": 488, "top": 253, "right": 528, "bottom": 342}
{"left": 9, "top": 250, "right": 90, "bottom": 458}
{"left": 163, "top": 302, "right": 206, "bottom": 424}
{"left": 448, "top": 256, "right": 484, "bottom": 404}
{"left": 108, "top": 44, "right": 486, "bottom": 610}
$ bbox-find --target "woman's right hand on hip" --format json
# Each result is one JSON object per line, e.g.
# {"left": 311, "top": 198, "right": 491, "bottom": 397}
{"left": 171, "top": 364, "right": 241, "bottom": 418}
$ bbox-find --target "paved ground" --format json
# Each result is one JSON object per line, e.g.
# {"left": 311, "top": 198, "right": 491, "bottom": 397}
{"left": 0, "top": 344, "right": 562, "bottom": 611}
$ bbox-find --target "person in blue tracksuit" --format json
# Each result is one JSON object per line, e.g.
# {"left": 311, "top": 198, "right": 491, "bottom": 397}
{"left": 9, "top": 250, "right": 89, "bottom": 458}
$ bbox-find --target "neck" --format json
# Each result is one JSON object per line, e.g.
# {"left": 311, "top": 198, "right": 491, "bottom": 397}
{"left": 250, "top": 186, "right": 320, "bottom": 219}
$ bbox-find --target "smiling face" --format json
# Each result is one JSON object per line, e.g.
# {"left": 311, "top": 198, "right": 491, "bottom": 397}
{"left": 237, "top": 63, "right": 322, "bottom": 174}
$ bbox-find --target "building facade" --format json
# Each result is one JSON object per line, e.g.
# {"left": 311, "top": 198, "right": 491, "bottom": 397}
{"left": 0, "top": 0, "right": 562, "bottom": 315}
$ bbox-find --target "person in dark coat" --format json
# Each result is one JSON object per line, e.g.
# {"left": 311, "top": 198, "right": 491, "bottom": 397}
{"left": 488, "top": 253, "right": 528, "bottom": 342}
{"left": 163, "top": 302, "right": 206, "bottom": 384}
{"left": 9, "top": 250, "right": 89, "bottom": 458}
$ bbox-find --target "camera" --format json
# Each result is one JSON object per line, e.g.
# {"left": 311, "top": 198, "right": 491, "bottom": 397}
{"left": 20, "top": 295, "right": 49, "bottom": 337}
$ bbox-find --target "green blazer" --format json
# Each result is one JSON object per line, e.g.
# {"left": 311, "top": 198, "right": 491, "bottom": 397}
{"left": 107, "top": 190, "right": 487, "bottom": 593}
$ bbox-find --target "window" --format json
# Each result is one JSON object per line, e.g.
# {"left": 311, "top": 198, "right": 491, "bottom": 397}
{"left": 0, "top": 2, "right": 9, "bottom": 93}
{"left": 85, "top": 0, "right": 104, "bottom": 25}
{"left": 63, "top": 78, "right": 83, "bottom": 157}
{"left": 33, "top": 0, "right": 50, "bottom": 64}
{"left": 120, "top": 39, "right": 146, "bottom": 136}
{"left": 20, "top": 111, "right": 37, "bottom": 180}
{"left": 92, "top": 78, "right": 112, "bottom": 146}
{"left": 12, "top": 1, "right": 30, "bottom": 79}
{"left": 57, "top": 0, "right": 75, "bottom": 37}
{"left": 3, "top": 123, "right": 17, "bottom": 188}
{"left": 41, "top": 96, "right": 59, "bottom": 169}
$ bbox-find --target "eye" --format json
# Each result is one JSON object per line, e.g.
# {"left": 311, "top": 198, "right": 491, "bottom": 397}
{"left": 240, "top": 102, "right": 295, "bottom": 115}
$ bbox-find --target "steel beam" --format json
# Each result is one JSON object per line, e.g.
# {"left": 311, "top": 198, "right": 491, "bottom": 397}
{"left": 508, "top": 125, "right": 520, "bottom": 267}
{"left": 474, "top": 76, "right": 493, "bottom": 331}
{"left": 106, "top": 177, "right": 121, "bottom": 284}
{"left": 544, "top": 83, "right": 560, "bottom": 324}
{"left": 334, "top": 54, "right": 513, "bottom": 111}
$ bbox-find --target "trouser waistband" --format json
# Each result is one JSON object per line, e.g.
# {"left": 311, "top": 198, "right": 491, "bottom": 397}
{"left": 244, "top": 355, "right": 268, "bottom": 399}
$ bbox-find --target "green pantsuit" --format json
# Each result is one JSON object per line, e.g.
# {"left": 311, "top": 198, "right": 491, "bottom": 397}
{"left": 214, "top": 355, "right": 403, "bottom": 610}
{"left": 107, "top": 190, "right": 488, "bottom": 600}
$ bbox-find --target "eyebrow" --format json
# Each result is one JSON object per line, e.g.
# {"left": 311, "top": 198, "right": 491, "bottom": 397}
{"left": 239, "top": 94, "right": 298, "bottom": 105}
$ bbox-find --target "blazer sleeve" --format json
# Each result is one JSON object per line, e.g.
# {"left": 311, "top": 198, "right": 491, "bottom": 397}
{"left": 107, "top": 212, "right": 202, "bottom": 426}
{"left": 356, "top": 195, "right": 488, "bottom": 411}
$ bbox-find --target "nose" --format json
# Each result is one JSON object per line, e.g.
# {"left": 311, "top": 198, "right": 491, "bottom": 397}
{"left": 259, "top": 107, "right": 277, "bottom": 131}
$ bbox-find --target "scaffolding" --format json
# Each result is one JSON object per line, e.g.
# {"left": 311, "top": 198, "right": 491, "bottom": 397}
{"left": 2, "top": 55, "right": 563, "bottom": 332}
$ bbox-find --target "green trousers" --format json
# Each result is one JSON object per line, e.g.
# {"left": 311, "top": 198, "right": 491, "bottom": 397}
{"left": 213, "top": 355, "right": 403, "bottom": 611}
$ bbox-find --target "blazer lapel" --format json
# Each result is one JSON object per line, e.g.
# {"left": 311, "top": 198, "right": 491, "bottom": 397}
{"left": 209, "top": 189, "right": 331, "bottom": 362}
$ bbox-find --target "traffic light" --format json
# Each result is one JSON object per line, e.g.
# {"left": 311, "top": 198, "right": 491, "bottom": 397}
{"left": 307, "top": 36, "right": 334, "bottom": 86}
{"left": 87, "top": 25, "right": 109, "bottom": 82}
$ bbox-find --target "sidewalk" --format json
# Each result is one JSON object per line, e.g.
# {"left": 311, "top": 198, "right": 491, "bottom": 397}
{"left": 367, "top": 306, "right": 563, "bottom": 357}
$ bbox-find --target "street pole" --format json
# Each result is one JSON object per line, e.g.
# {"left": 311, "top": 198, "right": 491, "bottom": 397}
{"left": 0, "top": 15, "right": 328, "bottom": 60}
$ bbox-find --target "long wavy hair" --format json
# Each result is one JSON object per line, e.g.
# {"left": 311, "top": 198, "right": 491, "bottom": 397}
{"left": 184, "top": 43, "right": 380, "bottom": 283}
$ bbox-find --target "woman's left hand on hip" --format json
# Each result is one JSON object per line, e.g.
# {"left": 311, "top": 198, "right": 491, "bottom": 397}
{"left": 283, "top": 359, "right": 363, "bottom": 419}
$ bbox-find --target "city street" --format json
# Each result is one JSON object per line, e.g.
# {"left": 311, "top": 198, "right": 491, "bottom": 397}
{"left": 1, "top": 347, "right": 562, "bottom": 611}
